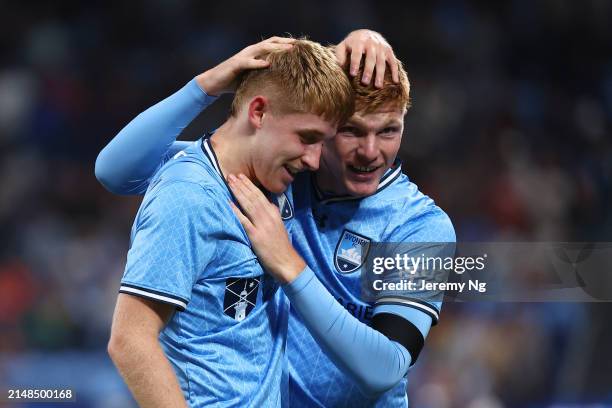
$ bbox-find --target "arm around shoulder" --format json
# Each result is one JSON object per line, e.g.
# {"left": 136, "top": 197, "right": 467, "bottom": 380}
{"left": 95, "top": 79, "right": 216, "bottom": 195}
{"left": 283, "top": 267, "right": 414, "bottom": 396}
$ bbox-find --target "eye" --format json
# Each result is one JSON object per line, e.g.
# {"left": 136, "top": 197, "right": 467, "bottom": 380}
{"left": 381, "top": 127, "right": 399, "bottom": 134}
{"left": 338, "top": 126, "right": 357, "bottom": 135}
{"left": 298, "top": 132, "right": 324, "bottom": 144}
{"left": 379, "top": 127, "right": 400, "bottom": 138}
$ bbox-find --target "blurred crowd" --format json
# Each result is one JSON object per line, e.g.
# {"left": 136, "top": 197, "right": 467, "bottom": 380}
{"left": 0, "top": 1, "right": 610, "bottom": 407}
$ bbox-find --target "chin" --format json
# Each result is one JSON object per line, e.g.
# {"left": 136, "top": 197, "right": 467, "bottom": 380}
{"left": 265, "top": 182, "right": 288, "bottom": 194}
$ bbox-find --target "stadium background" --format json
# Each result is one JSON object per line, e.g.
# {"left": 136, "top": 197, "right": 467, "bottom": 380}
{"left": 1, "top": 1, "right": 611, "bottom": 407}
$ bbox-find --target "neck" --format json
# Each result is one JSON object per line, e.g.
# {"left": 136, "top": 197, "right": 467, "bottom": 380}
{"left": 210, "top": 119, "right": 256, "bottom": 182}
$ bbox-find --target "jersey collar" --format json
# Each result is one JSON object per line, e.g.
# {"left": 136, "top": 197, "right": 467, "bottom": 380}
{"left": 313, "top": 159, "right": 403, "bottom": 204}
{"left": 200, "top": 133, "right": 239, "bottom": 202}
{"left": 200, "top": 133, "right": 224, "bottom": 179}
{"left": 200, "top": 133, "right": 282, "bottom": 209}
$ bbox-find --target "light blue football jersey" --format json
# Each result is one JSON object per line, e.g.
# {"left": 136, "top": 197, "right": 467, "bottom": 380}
{"left": 286, "top": 162, "right": 456, "bottom": 407}
{"left": 120, "top": 136, "right": 291, "bottom": 407}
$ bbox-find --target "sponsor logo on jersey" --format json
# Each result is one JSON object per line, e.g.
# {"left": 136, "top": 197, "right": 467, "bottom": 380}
{"left": 277, "top": 193, "right": 294, "bottom": 220}
{"left": 223, "top": 277, "right": 259, "bottom": 321}
{"left": 334, "top": 229, "right": 371, "bottom": 274}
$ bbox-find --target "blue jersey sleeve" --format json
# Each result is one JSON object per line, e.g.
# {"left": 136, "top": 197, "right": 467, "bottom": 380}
{"left": 95, "top": 79, "right": 216, "bottom": 195}
{"left": 283, "top": 267, "right": 412, "bottom": 396}
{"left": 374, "top": 208, "right": 456, "bottom": 325}
{"left": 120, "top": 181, "right": 220, "bottom": 310}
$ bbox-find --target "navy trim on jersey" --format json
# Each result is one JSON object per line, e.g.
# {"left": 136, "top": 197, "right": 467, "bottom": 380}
{"left": 314, "top": 159, "right": 403, "bottom": 205}
{"left": 372, "top": 312, "right": 425, "bottom": 366}
{"left": 375, "top": 297, "right": 440, "bottom": 325}
{"left": 119, "top": 283, "right": 189, "bottom": 311}
{"left": 377, "top": 161, "right": 403, "bottom": 190}
{"left": 200, "top": 134, "right": 243, "bottom": 206}
{"left": 200, "top": 134, "right": 223, "bottom": 178}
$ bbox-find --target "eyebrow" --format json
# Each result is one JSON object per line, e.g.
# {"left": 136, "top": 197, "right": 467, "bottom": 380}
{"left": 345, "top": 118, "right": 402, "bottom": 129}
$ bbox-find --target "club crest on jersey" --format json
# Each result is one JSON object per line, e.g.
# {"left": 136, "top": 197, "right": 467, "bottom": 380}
{"left": 223, "top": 277, "right": 259, "bottom": 321}
{"left": 334, "top": 230, "right": 371, "bottom": 274}
{"left": 276, "top": 193, "right": 294, "bottom": 220}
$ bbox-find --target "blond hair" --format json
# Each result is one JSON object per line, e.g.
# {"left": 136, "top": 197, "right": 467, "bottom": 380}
{"left": 351, "top": 58, "right": 411, "bottom": 114}
{"left": 231, "top": 38, "right": 354, "bottom": 124}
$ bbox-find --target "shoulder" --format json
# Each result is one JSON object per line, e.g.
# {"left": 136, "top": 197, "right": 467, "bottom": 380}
{"left": 382, "top": 174, "right": 456, "bottom": 243}
{"left": 410, "top": 206, "right": 456, "bottom": 243}
{"left": 139, "top": 179, "right": 224, "bottom": 226}
{"left": 152, "top": 156, "right": 219, "bottom": 189}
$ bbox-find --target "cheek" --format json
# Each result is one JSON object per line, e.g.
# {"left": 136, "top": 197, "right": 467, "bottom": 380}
{"left": 321, "top": 146, "right": 346, "bottom": 172}
{"left": 255, "top": 148, "right": 278, "bottom": 175}
{"left": 321, "top": 143, "right": 333, "bottom": 158}
{"left": 383, "top": 140, "right": 402, "bottom": 162}
{"left": 328, "top": 139, "right": 355, "bottom": 164}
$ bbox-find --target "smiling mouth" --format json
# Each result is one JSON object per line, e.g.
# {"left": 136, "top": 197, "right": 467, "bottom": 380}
{"left": 347, "top": 164, "right": 381, "bottom": 174}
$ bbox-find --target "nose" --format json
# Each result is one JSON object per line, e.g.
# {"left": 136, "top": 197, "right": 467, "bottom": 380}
{"left": 301, "top": 142, "right": 323, "bottom": 171}
{"left": 356, "top": 134, "right": 378, "bottom": 162}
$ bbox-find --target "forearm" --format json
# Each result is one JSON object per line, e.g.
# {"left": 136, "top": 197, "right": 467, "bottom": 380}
{"left": 95, "top": 79, "right": 216, "bottom": 194}
{"left": 109, "top": 335, "right": 187, "bottom": 408}
{"left": 283, "top": 267, "right": 412, "bottom": 395}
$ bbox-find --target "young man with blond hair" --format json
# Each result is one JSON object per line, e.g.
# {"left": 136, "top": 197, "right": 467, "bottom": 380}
{"left": 98, "top": 30, "right": 455, "bottom": 407}
{"left": 103, "top": 37, "right": 353, "bottom": 407}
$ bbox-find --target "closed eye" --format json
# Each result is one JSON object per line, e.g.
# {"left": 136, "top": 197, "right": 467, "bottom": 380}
{"left": 298, "top": 131, "right": 325, "bottom": 144}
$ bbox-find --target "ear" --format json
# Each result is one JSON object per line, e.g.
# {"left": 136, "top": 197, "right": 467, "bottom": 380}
{"left": 247, "top": 96, "right": 268, "bottom": 129}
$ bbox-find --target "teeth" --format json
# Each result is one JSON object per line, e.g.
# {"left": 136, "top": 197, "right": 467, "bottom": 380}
{"left": 351, "top": 165, "right": 377, "bottom": 173}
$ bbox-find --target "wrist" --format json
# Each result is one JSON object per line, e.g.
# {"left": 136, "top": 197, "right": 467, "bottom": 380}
{"left": 195, "top": 71, "right": 221, "bottom": 97}
{"left": 272, "top": 253, "right": 306, "bottom": 285}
